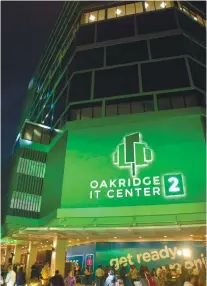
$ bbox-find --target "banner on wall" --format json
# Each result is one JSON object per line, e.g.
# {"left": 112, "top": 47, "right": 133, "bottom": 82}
{"left": 62, "top": 116, "right": 205, "bottom": 209}
{"left": 95, "top": 241, "right": 206, "bottom": 272}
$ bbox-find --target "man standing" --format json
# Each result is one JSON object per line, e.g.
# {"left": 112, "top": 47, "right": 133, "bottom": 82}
{"left": 119, "top": 264, "right": 127, "bottom": 286}
{"left": 96, "top": 265, "right": 105, "bottom": 286}
{"left": 5, "top": 266, "right": 16, "bottom": 286}
{"left": 50, "top": 270, "right": 64, "bottom": 286}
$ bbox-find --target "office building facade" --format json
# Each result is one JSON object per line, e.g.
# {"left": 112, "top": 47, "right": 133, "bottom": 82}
{"left": 2, "top": 0, "right": 206, "bottom": 277}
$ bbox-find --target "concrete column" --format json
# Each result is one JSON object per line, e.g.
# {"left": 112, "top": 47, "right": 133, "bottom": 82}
{"left": 26, "top": 242, "right": 38, "bottom": 280}
{"left": 13, "top": 245, "right": 22, "bottom": 264}
{"left": 51, "top": 237, "right": 67, "bottom": 277}
{"left": 1, "top": 247, "right": 7, "bottom": 265}
{"left": 5, "top": 245, "right": 15, "bottom": 265}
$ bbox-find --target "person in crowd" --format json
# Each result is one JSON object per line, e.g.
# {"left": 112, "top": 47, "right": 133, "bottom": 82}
{"left": 41, "top": 263, "right": 51, "bottom": 285}
{"left": 74, "top": 263, "right": 82, "bottom": 284}
{"left": 198, "top": 263, "right": 206, "bottom": 286}
{"left": 16, "top": 267, "right": 26, "bottom": 286}
{"left": 31, "top": 264, "right": 39, "bottom": 279}
{"left": 64, "top": 271, "right": 76, "bottom": 286}
{"left": 143, "top": 267, "right": 153, "bottom": 286}
{"left": 5, "top": 265, "right": 16, "bottom": 286}
{"left": 190, "top": 267, "right": 199, "bottom": 277}
{"left": 119, "top": 264, "right": 127, "bottom": 286}
{"left": 183, "top": 275, "right": 196, "bottom": 286}
{"left": 50, "top": 270, "right": 64, "bottom": 286}
{"left": 139, "top": 273, "right": 150, "bottom": 286}
{"left": 96, "top": 265, "right": 105, "bottom": 286}
{"left": 104, "top": 270, "right": 116, "bottom": 286}
{"left": 128, "top": 265, "right": 138, "bottom": 286}
{"left": 150, "top": 272, "right": 159, "bottom": 286}
{"left": 29, "top": 277, "right": 42, "bottom": 286}
{"left": 85, "top": 266, "right": 92, "bottom": 286}
{"left": 104, "top": 266, "right": 110, "bottom": 280}
{"left": 13, "top": 265, "right": 17, "bottom": 274}
{"left": 0, "top": 273, "right": 4, "bottom": 285}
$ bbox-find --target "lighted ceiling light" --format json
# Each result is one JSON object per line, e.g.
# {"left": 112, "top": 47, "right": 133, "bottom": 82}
{"left": 144, "top": 2, "right": 149, "bottom": 9}
{"left": 177, "top": 250, "right": 182, "bottom": 256}
{"left": 77, "top": 239, "right": 80, "bottom": 241}
{"left": 190, "top": 234, "right": 193, "bottom": 237}
{"left": 160, "top": 2, "right": 166, "bottom": 8}
{"left": 86, "top": 237, "right": 89, "bottom": 239}
{"left": 46, "top": 241, "right": 48, "bottom": 243}
{"left": 115, "top": 9, "right": 122, "bottom": 15}
{"left": 69, "top": 241, "right": 71, "bottom": 243}
{"left": 183, "top": 249, "right": 191, "bottom": 257}
{"left": 193, "top": 16, "right": 198, "bottom": 21}
{"left": 139, "top": 236, "right": 142, "bottom": 239}
{"left": 164, "top": 235, "right": 167, "bottom": 238}
{"left": 40, "top": 242, "right": 43, "bottom": 244}
{"left": 89, "top": 14, "right": 95, "bottom": 21}
{"left": 114, "top": 236, "right": 117, "bottom": 239}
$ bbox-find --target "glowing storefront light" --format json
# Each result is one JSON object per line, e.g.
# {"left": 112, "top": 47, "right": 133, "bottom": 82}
{"left": 115, "top": 9, "right": 122, "bottom": 15}
{"left": 160, "top": 2, "right": 166, "bottom": 8}
{"left": 89, "top": 14, "right": 96, "bottom": 21}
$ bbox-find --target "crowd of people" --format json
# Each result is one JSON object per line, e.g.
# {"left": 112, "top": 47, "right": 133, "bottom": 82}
{"left": 0, "top": 262, "right": 206, "bottom": 286}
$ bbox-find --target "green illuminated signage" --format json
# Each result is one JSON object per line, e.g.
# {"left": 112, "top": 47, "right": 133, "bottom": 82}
{"left": 61, "top": 116, "right": 205, "bottom": 208}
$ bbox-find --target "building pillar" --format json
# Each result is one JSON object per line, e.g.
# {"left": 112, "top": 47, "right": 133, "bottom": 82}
{"left": 26, "top": 242, "right": 38, "bottom": 280}
{"left": 5, "top": 245, "right": 15, "bottom": 265}
{"left": 51, "top": 237, "right": 67, "bottom": 277}
{"left": 1, "top": 246, "right": 7, "bottom": 265}
{"left": 13, "top": 244, "right": 22, "bottom": 264}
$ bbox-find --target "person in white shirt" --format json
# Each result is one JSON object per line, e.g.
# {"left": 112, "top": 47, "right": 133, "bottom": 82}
{"left": 5, "top": 266, "right": 16, "bottom": 286}
{"left": 183, "top": 275, "right": 196, "bottom": 286}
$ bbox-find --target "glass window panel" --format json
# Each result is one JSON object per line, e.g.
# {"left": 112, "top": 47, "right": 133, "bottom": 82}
{"left": 184, "top": 94, "right": 199, "bottom": 107}
{"left": 126, "top": 3, "right": 135, "bottom": 15}
{"left": 81, "top": 13, "right": 89, "bottom": 24}
{"left": 98, "top": 9, "right": 105, "bottom": 21}
{"left": 81, "top": 107, "right": 93, "bottom": 120}
{"left": 93, "top": 106, "right": 102, "bottom": 118}
{"left": 70, "top": 109, "right": 81, "bottom": 121}
{"left": 106, "top": 104, "right": 118, "bottom": 116}
{"left": 190, "top": 11, "right": 198, "bottom": 22}
{"left": 107, "top": 7, "right": 117, "bottom": 19}
{"left": 33, "top": 126, "right": 42, "bottom": 143}
{"left": 135, "top": 2, "right": 143, "bottom": 14}
{"left": 131, "top": 101, "right": 144, "bottom": 113}
{"left": 157, "top": 95, "right": 171, "bottom": 110}
{"left": 144, "top": 1, "right": 155, "bottom": 12}
{"left": 89, "top": 11, "right": 98, "bottom": 23}
{"left": 197, "top": 14, "right": 204, "bottom": 25}
{"left": 23, "top": 125, "right": 33, "bottom": 141}
{"left": 116, "top": 5, "right": 126, "bottom": 17}
{"left": 155, "top": 1, "right": 167, "bottom": 10}
{"left": 118, "top": 102, "right": 131, "bottom": 115}
{"left": 182, "top": 7, "right": 190, "bottom": 16}
{"left": 41, "top": 129, "right": 51, "bottom": 145}
{"left": 166, "top": 1, "right": 174, "bottom": 8}
{"left": 170, "top": 95, "right": 185, "bottom": 109}
{"left": 143, "top": 99, "right": 154, "bottom": 112}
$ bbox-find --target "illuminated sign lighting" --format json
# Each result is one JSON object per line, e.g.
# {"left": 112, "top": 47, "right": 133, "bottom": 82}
{"left": 113, "top": 132, "right": 154, "bottom": 177}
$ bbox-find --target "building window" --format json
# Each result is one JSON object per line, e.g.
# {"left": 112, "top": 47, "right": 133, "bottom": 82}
{"left": 135, "top": 2, "right": 143, "bottom": 14}
{"left": 98, "top": 9, "right": 105, "bottom": 21}
{"left": 81, "top": 107, "right": 93, "bottom": 120}
{"left": 10, "top": 191, "right": 42, "bottom": 212}
{"left": 157, "top": 94, "right": 171, "bottom": 110}
{"left": 23, "top": 124, "right": 33, "bottom": 141}
{"left": 144, "top": 1, "right": 155, "bottom": 12}
{"left": 126, "top": 3, "right": 135, "bottom": 15}
{"left": 89, "top": 11, "right": 98, "bottom": 23}
{"left": 33, "top": 126, "right": 42, "bottom": 143}
{"left": 81, "top": 13, "right": 89, "bottom": 24}
{"left": 116, "top": 5, "right": 126, "bottom": 17}
{"left": 107, "top": 7, "right": 117, "bottom": 19}
{"left": 17, "top": 158, "right": 46, "bottom": 178}
{"left": 106, "top": 103, "right": 118, "bottom": 116}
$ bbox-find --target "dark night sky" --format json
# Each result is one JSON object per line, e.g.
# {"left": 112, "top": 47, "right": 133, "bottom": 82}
{"left": 1, "top": 1, "right": 63, "bottom": 221}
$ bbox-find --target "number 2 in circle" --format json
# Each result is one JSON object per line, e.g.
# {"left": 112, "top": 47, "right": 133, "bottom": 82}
{"left": 168, "top": 177, "right": 180, "bottom": 192}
